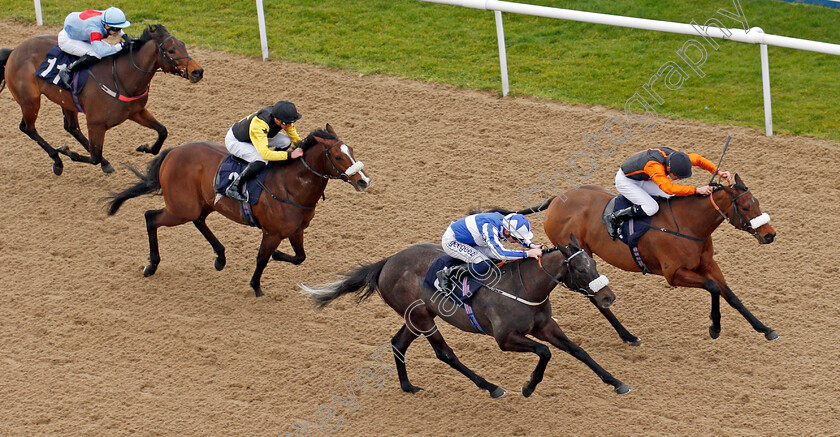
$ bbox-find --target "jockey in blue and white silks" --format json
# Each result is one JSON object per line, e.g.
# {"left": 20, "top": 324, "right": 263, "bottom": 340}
{"left": 438, "top": 212, "right": 543, "bottom": 291}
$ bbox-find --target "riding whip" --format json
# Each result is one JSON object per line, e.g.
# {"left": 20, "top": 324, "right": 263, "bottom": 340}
{"left": 708, "top": 136, "right": 731, "bottom": 185}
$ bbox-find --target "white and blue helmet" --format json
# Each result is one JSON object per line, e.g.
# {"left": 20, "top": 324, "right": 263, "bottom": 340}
{"left": 502, "top": 213, "right": 533, "bottom": 241}
{"left": 103, "top": 7, "right": 131, "bottom": 29}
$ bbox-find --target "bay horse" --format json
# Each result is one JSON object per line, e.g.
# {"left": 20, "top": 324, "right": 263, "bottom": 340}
{"left": 301, "top": 235, "right": 630, "bottom": 398}
{"left": 107, "top": 125, "right": 370, "bottom": 297}
{"left": 488, "top": 174, "right": 778, "bottom": 342}
{"left": 0, "top": 24, "right": 203, "bottom": 175}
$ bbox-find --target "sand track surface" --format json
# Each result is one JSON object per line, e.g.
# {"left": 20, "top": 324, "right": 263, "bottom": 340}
{"left": 1, "top": 20, "right": 838, "bottom": 436}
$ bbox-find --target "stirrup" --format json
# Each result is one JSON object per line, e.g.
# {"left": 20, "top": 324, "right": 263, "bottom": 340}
{"left": 225, "top": 184, "right": 247, "bottom": 202}
{"left": 59, "top": 70, "right": 72, "bottom": 88}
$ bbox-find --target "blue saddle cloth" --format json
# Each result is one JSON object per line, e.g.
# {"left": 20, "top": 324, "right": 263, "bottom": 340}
{"left": 603, "top": 195, "right": 659, "bottom": 273}
{"left": 214, "top": 155, "right": 271, "bottom": 205}
{"left": 34, "top": 46, "right": 90, "bottom": 94}
{"left": 423, "top": 255, "right": 486, "bottom": 304}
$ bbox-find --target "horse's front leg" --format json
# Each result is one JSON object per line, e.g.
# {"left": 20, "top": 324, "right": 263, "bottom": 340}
{"left": 670, "top": 268, "right": 725, "bottom": 338}
{"left": 496, "top": 331, "right": 553, "bottom": 397}
{"left": 61, "top": 108, "right": 112, "bottom": 173}
{"left": 272, "top": 229, "right": 306, "bottom": 265}
{"left": 533, "top": 320, "right": 630, "bottom": 395}
{"left": 130, "top": 109, "right": 167, "bottom": 155}
{"left": 702, "top": 261, "right": 779, "bottom": 341}
{"left": 251, "top": 232, "right": 284, "bottom": 297}
{"left": 588, "top": 298, "right": 641, "bottom": 345}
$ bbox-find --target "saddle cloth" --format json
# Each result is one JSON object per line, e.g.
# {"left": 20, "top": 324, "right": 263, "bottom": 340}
{"left": 423, "top": 255, "right": 486, "bottom": 305}
{"left": 34, "top": 46, "right": 90, "bottom": 93}
{"left": 602, "top": 195, "right": 658, "bottom": 273}
{"left": 213, "top": 155, "right": 271, "bottom": 205}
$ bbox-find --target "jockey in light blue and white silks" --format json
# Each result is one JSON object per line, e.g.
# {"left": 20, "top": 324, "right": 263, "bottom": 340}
{"left": 442, "top": 212, "right": 538, "bottom": 265}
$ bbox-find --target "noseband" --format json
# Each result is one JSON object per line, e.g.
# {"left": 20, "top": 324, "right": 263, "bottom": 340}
{"left": 538, "top": 248, "right": 609, "bottom": 298}
{"left": 709, "top": 185, "right": 771, "bottom": 238}
{"left": 300, "top": 139, "right": 364, "bottom": 182}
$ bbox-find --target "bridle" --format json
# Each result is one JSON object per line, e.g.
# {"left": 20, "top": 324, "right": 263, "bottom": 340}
{"left": 537, "top": 247, "right": 609, "bottom": 299}
{"left": 130, "top": 34, "right": 192, "bottom": 77}
{"left": 300, "top": 139, "right": 364, "bottom": 182}
{"left": 709, "top": 184, "right": 771, "bottom": 238}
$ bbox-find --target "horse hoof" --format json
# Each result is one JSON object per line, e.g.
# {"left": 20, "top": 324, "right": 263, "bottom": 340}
{"left": 143, "top": 264, "right": 157, "bottom": 277}
{"left": 520, "top": 384, "right": 534, "bottom": 398}
{"left": 625, "top": 336, "right": 642, "bottom": 346}
{"left": 765, "top": 330, "right": 780, "bottom": 341}
{"left": 214, "top": 257, "right": 226, "bottom": 271}
{"left": 101, "top": 162, "right": 115, "bottom": 174}
{"left": 615, "top": 383, "right": 631, "bottom": 395}
{"left": 254, "top": 289, "right": 264, "bottom": 298}
{"left": 709, "top": 326, "right": 721, "bottom": 339}
{"left": 402, "top": 385, "right": 424, "bottom": 394}
{"left": 52, "top": 163, "right": 63, "bottom": 176}
{"left": 136, "top": 144, "right": 150, "bottom": 153}
{"left": 491, "top": 386, "right": 507, "bottom": 399}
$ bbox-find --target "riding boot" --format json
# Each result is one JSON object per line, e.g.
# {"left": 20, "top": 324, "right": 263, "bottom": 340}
{"left": 59, "top": 54, "right": 97, "bottom": 89}
{"left": 606, "top": 204, "right": 648, "bottom": 240}
{"left": 225, "top": 160, "right": 267, "bottom": 202}
{"left": 436, "top": 264, "right": 471, "bottom": 293}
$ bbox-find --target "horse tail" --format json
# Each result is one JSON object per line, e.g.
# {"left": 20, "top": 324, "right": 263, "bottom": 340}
{"left": 466, "top": 197, "right": 555, "bottom": 216}
{"left": 0, "top": 48, "right": 12, "bottom": 94}
{"left": 299, "top": 257, "right": 390, "bottom": 309}
{"left": 106, "top": 148, "right": 172, "bottom": 216}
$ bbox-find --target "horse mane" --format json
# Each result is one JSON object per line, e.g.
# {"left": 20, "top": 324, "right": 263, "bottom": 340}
{"left": 300, "top": 129, "right": 338, "bottom": 151}
{"left": 139, "top": 24, "right": 169, "bottom": 42}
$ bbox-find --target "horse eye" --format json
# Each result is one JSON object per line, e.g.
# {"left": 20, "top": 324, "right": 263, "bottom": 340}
{"left": 168, "top": 49, "right": 175, "bottom": 54}
{"left": 335, "top": 156, "right": 343, "bottom": 160}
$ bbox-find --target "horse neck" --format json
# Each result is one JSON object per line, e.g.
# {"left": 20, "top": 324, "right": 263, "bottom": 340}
{"left": 116, "top": 40, "right": 158, "bottom": 94}
{"left": 267, "top": 147, "right": 330, "bottom": 206}
{"left": 672, "top": 192, "right": 729, "bottom": 238}
{"left": 518, "top": 250, "right": 567, "bottom": 301}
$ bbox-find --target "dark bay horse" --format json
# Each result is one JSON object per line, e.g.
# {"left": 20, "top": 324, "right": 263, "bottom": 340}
{"left": 490, "top": 174, "right": 778, "bottom": 341}
{"left": 107, "top": 125, "right": 370, "bottom": 297}
{"left": 301, "top": 235, "right": 630, "bottom": 398}
{"left": 0, "top": 25, "right": 203, "bottom": 175}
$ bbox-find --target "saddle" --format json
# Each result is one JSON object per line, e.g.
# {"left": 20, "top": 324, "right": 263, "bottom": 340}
{"left": 602, "top": 195, "right": 657, "bottom": 273}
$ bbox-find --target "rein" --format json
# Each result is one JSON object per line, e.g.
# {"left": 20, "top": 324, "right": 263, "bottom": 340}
{"left": 130, "top": 34, "right": 191, "bottom": 77}
{"left": 633, "top": 198, "right": 708, "bottom": 242}
{"left": 709, "top": 184, "right": 770, "bottom": 238}
{"left": 537, "top": 248, "right": 608, "bottom": 298}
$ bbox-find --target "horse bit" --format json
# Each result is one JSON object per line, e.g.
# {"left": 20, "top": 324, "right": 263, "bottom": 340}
{"left": 300, "top": 139, "right": 365, "bottom": 182}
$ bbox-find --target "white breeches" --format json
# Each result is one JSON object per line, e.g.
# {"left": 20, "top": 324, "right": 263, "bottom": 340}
{"left": 614, "top": 169, "right": 673, "bottom": 216}
{"left": 224, "top": 128, "right": 291, "bottom": 163}
{"left": 441, "top": 228, "right": 495, "bottom": 264}
{"left": 58, "top": 30, "right": 97, "bottom": 57}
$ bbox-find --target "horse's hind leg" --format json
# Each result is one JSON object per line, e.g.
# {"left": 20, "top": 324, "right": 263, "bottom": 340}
{"left": 16, "top": 101, "right": 64, "bottom": 175}
{"left": 61, "top": 108, "right": 113, "bottom": 173}
{"left": 144, "top": 208, "right": 190, "bottom": 277}
{"left": 250, "top": 232, "right": 284, "bottom": 297}
{"left": 589, "top": 298, "right": 641, "bottom": 345}
{"left": 130, "top": 109, "right": 167, "bottom": 155}
{"left": 426, "top": 329, "right": 505, "bottom": 398}
{"left": 390, "top": 324, "right": 423, "bottom": 394}
{"left": 193, "top": 214, "right": 225, "bottom": 271}
{"left": 534, "top": 320, "right": 630, "bottom": 395}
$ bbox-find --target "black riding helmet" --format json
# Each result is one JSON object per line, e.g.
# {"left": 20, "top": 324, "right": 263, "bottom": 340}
{"left": 667, "top": 151, "right": 692, "bottom": 179}
{"left": 271, "top": 100, "right": 302, "bottom": 124}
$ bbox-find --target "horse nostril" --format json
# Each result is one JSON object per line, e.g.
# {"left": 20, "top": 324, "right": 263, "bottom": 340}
{"left": 766, "top": 233, "right": 775, "bottom": 243}
{"left": 357, "top": 179, "right": 369, "bottom": 189}
{"left": 191, "top": 69, "right": 204, "bottom": 81}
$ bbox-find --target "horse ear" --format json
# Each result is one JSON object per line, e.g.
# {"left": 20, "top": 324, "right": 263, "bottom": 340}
{"left": 734, "top": 173, "right": 743, "bottom": 185}
{"left": 569, "top": 233, "right": 581, "bottom": 249}
{"left": 326, "top": 124, "right": 336, "bottom": 134}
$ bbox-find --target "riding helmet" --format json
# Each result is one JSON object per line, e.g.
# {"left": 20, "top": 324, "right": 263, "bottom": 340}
{"left": 502, "top": 213, "right": 534, "bottom": 241}
{"left": 271, "top": 101, "right": 302, "bottom": 124}
{"left": 103, "top": 7, "right": 131, "bottom": 29}
{"left": 667, "top": 151, "right": 692, "bottom": 179}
